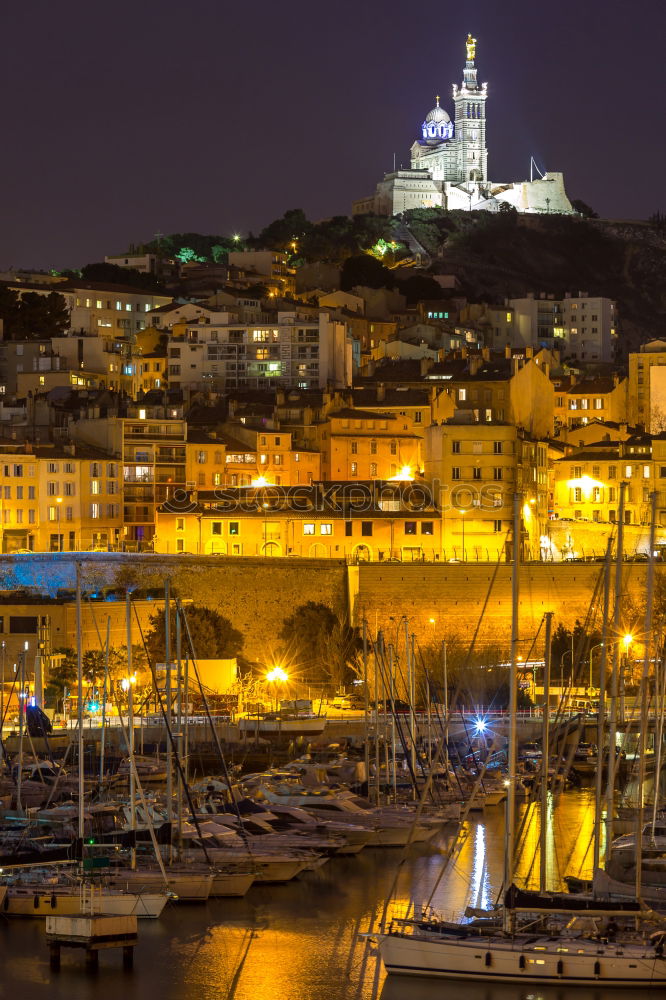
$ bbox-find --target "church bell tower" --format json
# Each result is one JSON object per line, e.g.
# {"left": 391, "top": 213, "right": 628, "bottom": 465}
{"left": 452, "top": 34, "right": 488, "bottom": 183}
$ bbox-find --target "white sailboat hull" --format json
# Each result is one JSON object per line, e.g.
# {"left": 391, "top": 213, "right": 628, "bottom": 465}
{"left": 378, "top": 932, "right": 666, "bottom": 986}
{"left": 2, "top": 887, "right": 166, "bottom": 918}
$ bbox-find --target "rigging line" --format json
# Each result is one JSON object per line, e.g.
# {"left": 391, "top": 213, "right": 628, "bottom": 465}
{"left": 86, "top": 596, "right": 169, "bottom": 881}
{"left": 131, "top": 599, "right": 213, "bottom": 863}
{"left": 177, "top": 600, "right": 250, "bottom": 848}
{"left": 448, "top": 528, "right": 511, "bottom": 717}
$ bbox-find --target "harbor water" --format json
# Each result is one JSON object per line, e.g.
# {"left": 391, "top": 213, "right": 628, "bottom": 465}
{"left": 0, "top": 789, "right": 653, "bottom": 1000}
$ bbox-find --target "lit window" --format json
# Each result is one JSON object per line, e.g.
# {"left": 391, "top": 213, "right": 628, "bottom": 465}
{"left": 90, "top": 504, "right": 101, "bottom": 518}
{"left": 48, "top": 506, "right": 58, "bottom": 521}
{"left": 643, "top": 465, "right": 650, "bottom": 478}
{"left": 458, "top": 388, "right": 467, "bottom": 401}
{"left": 90, "top": 480, "right": 101, "bottom": 494}
{"left": 351, "top": 462, "right": 358, "bottom": 477}
{"left": 303, "top": 523, "right": 315, "bottom": 535}
{"left": 320, "top": 524, "right": 332, "bottom": 535}
{"left": 625, "top": 465, "right": 633, "bottom": 478}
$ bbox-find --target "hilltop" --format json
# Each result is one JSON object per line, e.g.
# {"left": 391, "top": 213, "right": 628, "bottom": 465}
{"left": 402, "top": 209, "right": 666, "bottom": 353}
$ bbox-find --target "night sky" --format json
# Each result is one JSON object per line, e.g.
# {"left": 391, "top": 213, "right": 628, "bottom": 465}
{"left": 2, "top": 0, "right": 664, "bottom": 270}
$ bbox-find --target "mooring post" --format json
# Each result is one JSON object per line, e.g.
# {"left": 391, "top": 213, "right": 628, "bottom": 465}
{"left": 49, "top": 944, "right": 61, "bottom": 972}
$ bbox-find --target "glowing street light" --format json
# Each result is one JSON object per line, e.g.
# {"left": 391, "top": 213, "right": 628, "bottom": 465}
{"left": 120, "top": 674, "right": 136, "bottom": 692}
{"left": 389, "top": 465, "right": 414, "bottom": 481}
{"left": 622, "top": 633, "right": 633, "bottom": 649}
{"left": 266, "top": 666, "right": 288, "bottom": 683}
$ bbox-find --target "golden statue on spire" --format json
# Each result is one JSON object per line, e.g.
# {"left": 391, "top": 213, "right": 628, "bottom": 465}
{"left": 466, "top": 33, "right": 477, "bottom": 61}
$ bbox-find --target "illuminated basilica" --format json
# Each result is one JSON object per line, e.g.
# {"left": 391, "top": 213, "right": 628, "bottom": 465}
{"left": 353, "top": 35, "right": 574, "bottom": 217}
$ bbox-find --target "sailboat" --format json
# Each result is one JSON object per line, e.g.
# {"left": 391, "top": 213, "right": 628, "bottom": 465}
{"left": 372, "top": 493, "right": 666, "bottom": 987}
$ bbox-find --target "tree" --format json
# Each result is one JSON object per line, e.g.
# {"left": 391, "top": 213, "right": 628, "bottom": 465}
{"left": 144, "top": 606, "right": 243, "bottom": 663}
{"left": 279, "top": 602, "right": 361, "bottom": 688}
{"left": 340, "top": 254, "right": 395, "bottom": 291}
{"left": 571, "top": 199, "right": 599, "bottom": 219}
{"left": 253, "top": 209, "right": 313, "bottom": 251}
{"left": 0, "top": 289, "right": 70, "bottom": 339}
{"left": 398, "top": 274, "right": 445, "bottom": 305}
{"left": 80, "top": 262, "right": 164, "bottom": 291}
{"left": 45, "top": 647, "right": 78, "bottom": 709}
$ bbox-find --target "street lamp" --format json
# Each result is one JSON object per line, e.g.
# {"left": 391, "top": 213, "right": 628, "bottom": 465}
{"left": 589, "top": 642, "right": 604, "bottom": 692}
{"left": 560, "top": 648, "right": 574, "bottom": 709}
{"left": 266, "top": 666, "right": 288, "bottom": 723}
{"left": 0, "top": 640, "right": 5, "bottom": 731}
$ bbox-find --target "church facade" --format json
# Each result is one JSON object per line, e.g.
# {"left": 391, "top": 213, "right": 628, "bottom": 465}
{"left": 353, "top": 36, "right": 574, "bottom": 217}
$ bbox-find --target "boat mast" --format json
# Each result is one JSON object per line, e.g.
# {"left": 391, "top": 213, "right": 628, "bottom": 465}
{"left": 165, "top": 578, "right": 173, "bottom": 861}
{"left": 126, "top": 590, "right": 136, "bottom": 870}
{"left": 593, "top": 538, "right": 613, "bottom": 871}
{"left": 76, "top": 561, "right": 84, "bottom": 848}
{"left": 635, "top": 489, "right": 657, "bottom": 899}
{"left": 98, "top": 615, "right": 110, "bottom": 791}
{"left": 605, "top": 481, "right": 626, "bottom": 862}
{"left": 540, "top": 611, "right": 553, "bottom": 892}
{"left": 503, "top": 492, "right": 520, "bottom": 931}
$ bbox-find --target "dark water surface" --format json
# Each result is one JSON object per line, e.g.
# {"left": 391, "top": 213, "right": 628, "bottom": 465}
{"left": 0, "top": 791, "right": 655, "bottom": 1000}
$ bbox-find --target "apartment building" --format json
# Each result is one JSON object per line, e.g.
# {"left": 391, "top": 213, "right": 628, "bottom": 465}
{"left": 628, "top": 340, "right": 666, "bottom": 431}
{"left": 166, "top": 311, "right": 351, "bottom": 392}
{"left": 429, "top": 351, "right": 555, "bottom": 439}
{"left": 227, "top": 250, "right": 295, "bottom": 297}
{"left": 508, "top": 292, "right": 616, "bottom": 362}
{"left": 72, "top": 407, "right": 187, "bottom": 550}
{"left": 0, "top": 442, "right": 121, "bottom": 552}
{"left": 553, "top": 375, "right": 628, "bottom": 431}
{"left": 65, "top": 281, "right": 172, "bottom": 340}
{"left": 552, "top": 435, "right": 656, "bottom": 528}
{"left": 315, "top": 408, "right": 422, "bottom": 481}
{"left": 425, "top": 420, "right": 549, "bottom": 561}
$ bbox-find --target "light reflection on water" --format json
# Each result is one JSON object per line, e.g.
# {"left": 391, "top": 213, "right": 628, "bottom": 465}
{"left": 0, "top": 790, "right": 646, "bottom": 1000}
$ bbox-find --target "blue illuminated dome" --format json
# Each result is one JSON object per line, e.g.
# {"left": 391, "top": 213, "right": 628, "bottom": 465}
{"left": 421, "top": 96, "right": 453, "bottom": 143}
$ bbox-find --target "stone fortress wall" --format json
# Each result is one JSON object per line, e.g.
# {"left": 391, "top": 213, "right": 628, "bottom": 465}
{"left": 0, "top": 555, "right": 651, "bottom": 663}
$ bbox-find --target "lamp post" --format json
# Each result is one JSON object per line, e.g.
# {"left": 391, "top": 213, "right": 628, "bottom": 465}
{"left": 0, "top": 640, "right": 5, "bottom": 732}
{"left": 621, "top": 633, "right": 633, "bottom": 724}
{"left": 589, "top": 642, "right": 604, "bottom": 694}
{"left": 266, "top": 666, "right": 288, "bottom": 740}
{"left": 460, "top": 509, "right": 467, "bottom": 562}
{"left": 560, "top": 648, "right": 574, "bottom": 710}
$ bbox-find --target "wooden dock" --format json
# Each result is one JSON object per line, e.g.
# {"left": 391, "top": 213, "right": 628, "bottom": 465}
{"left": 46, "top": 913, "right": 138, "bottom": 971}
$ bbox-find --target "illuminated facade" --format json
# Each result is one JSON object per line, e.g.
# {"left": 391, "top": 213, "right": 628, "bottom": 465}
{"left": 72, "top": 408, "right": 187, "bottom": 550}
{"left": 353, "top": 36, "right": 574, "bottom": 217}
{"left": 186, "top": 428, "right": 321, "bottom": 488}
{"left": 628, "top": 340, "right": 666, "bottom": 431}
{"left": 154, "top": 482, "right": 442, "bottom": 560}
{"left": 315, "top": 408, "right": 423, "bottom": 481}
{"left": 553, "top": 375, "right": 628, "bottom": 432}
{"left": 166, "top": 312, "right": 352, "bottom": 392}
{"left": 0, "top": 444, "right": 122, "bottom": 553}
{"left": 425, "top": 421, "right": 549, "bottom": 560}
